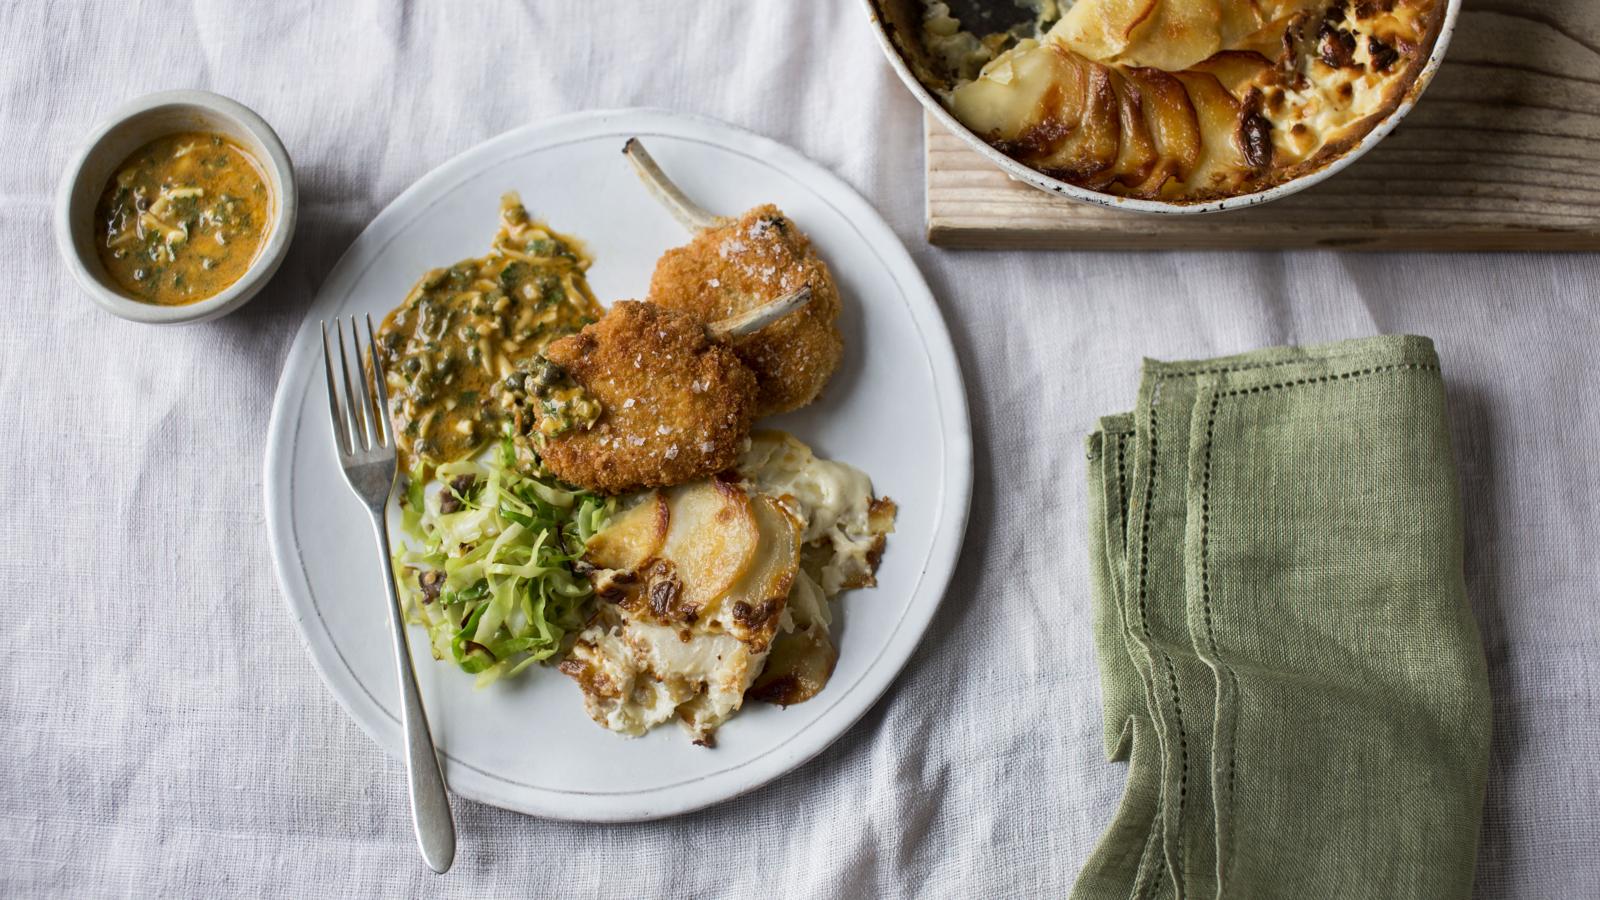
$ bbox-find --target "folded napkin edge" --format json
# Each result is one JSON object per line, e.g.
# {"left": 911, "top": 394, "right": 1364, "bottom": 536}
{"left": 1140, "top": 334, "right": 1438, "bottom": 382}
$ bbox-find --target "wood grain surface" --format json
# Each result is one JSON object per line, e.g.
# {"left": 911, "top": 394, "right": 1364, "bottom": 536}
{"left": 924, "top": 1, "right": 1600, "bottom": 251}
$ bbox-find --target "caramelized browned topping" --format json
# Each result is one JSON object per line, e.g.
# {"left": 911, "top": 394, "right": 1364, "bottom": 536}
{"left": 1317, "top": 14, "right": 1359, "bottom": 69}
{"left": 748, "top": 628, "right": 838, "bottom": 707}
{"left": 1368, "top": 35, "right": 1400, "bottom": 72}
{"left": 648, "top": 568, "right": 685, "bottom": 621}
{"left": 1240, "top": 90, "right": 1275, "bottom": 169}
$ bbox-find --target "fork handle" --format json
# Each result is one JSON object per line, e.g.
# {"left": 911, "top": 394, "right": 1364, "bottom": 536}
{"left": 372, "top": 518, "right": 457, "bottom": 873}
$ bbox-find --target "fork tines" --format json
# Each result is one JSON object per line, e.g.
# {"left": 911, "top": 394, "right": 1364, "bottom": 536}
{"left": 321, "top": 315, "right": 394, "bottom": 457}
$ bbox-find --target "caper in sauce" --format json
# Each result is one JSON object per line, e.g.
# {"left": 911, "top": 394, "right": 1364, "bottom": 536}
{"left": 502, "top": 357, "right": 601, "bottom": 442}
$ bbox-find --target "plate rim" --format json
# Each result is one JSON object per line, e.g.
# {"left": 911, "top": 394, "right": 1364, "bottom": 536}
{"left": 263, "top": 107, "right": 973, "bottom": 821}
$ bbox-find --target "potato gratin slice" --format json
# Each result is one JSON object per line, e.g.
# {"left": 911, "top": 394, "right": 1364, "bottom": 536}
{"left": 559, "top": 432, "right": 896, "bottom": 745}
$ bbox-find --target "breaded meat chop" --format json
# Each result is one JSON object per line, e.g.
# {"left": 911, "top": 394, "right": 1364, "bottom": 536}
{"left": 648, "top": 205, "right": 843, "bottom": 416}
{"left": 535, "top": 301, "right": 758, "bottom": 495}
{"left": 624, "top": 139, "right": 844, "bottom": 416}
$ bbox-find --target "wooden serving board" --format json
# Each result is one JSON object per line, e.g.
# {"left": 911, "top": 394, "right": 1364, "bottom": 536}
{"left": 924, "top": 1, "right": 1600, "bottom": 251}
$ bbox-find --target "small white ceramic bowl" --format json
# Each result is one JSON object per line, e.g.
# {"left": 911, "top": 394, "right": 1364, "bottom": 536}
{"left": 55, "top": 90, "right": 297, "bottom": 324}
{"left": 863, "top": 0, "right": 1461, "bottom": 215}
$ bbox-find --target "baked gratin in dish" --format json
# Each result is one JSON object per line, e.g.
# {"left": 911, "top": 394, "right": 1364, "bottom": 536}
{"left": 870, "top": 0, "right": 1454, "bottom": 207}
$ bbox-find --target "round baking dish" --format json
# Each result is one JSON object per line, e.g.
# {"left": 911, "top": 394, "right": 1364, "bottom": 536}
{"left": 862, "top": 0, "right": 1462, "bottom": 215}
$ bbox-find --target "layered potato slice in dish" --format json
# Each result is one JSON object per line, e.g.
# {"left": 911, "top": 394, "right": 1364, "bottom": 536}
{"left": 560, "top": 432, "right": 895, "bottom": 745}
{"left": 906, "top": 0, "right": 1446, "bottom": 202}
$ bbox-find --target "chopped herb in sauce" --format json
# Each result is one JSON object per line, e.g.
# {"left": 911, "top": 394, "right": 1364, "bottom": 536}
{"left": 375, "top": 193, "right": 603, "bottom": 471}
{"left": 93, "top": 131, "right": 271, "bottom": 306}
{"left": 502, "top": 356, "right": 602, "bottom": 442}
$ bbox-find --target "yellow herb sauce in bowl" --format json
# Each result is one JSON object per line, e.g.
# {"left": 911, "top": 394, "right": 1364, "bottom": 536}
{"left": 94, "top": 131, "right": 271, "bottom": 306}
{"left": 56, "top": 90, "right": 296, "bottom": 325}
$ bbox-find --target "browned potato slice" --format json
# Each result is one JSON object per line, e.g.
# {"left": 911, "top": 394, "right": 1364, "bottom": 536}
{"left": 955, "top": 44, "right": 1120, "bottom": 184}
{"left": 1191, "top": 50, "right": 1276, "bottom": 96}
{"left": 949, "top": 40, "right": 1072, "bottom": 143}
{"left": 1039, "top": 57, "right": 1121, "bottom": 184}
{"left": 658, "top": 479, "right": 759, "bottom": 616}
{"left": 719, "top": 495, "right": 802, "bottom": 649}
{"left": 1127, "top": 0, "right": 1222, "bottom": 71}
{"left": 1105, "top": 68, "right": 1159, "bottom": 189}
{"left": 1217, "top": 0, "right": 1267, "bottom": 47}
{"left": 1172, "top": 71, "right": 1248, "bottom": 193}
{"left": 748, "top": 628, "right": 837, "bottom": 707}
{"left": 1123, "top": 66, "right": 1201, "bottom": 194}
{"left": 1054, "top": 0, "right": 1159, "bottom": 61}
{"left": 1190, "top": 51, "right": 1278, "bottom": 172}
{"left": 584, "top": 491, "right": 668, "bottom": 571}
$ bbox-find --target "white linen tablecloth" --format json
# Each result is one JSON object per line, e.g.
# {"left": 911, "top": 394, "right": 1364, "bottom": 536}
{"left": 2, "top": 2, "right": 1596, "bottom": 896}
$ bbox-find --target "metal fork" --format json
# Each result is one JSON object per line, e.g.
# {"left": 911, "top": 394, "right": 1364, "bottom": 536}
{"left": 322, "top": 315, "right": 456, "bottom": 874}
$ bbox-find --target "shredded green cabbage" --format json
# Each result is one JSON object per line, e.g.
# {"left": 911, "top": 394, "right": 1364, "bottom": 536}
{"left": 392, "top": 437, "right": 610, "bottom": 688}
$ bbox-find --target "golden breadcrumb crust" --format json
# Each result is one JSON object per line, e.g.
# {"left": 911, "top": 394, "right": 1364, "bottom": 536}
{"left": 539, "top": 301, "right": 757, "bottom": 494}
{"left": 648, "top": 205, "right": 844, "bottom": 416}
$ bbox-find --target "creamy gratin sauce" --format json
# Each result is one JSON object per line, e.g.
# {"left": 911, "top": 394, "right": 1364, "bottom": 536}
{"left": 375, "top": 194, "right": 603, "bottom": 470}
{"left": 93, "top": 131, "right": 270, "bottom": 305}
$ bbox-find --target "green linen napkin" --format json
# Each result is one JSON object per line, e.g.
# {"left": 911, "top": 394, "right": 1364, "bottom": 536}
{"left": 1075, "top": 335, "right": 1491, "bottom": 900}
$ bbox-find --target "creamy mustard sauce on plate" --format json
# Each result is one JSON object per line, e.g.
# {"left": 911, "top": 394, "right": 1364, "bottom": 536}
{"left": 375, "top": 194, "right": 603, "bottom": 471}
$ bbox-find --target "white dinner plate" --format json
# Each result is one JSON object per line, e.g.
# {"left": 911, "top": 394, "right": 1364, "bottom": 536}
{"left": 264, "top": 109, "right": 972, "bottom": 821}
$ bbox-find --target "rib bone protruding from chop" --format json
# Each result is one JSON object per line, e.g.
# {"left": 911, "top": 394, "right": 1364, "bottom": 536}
{"left": 622, "top": 138, "right": 845, "bottom": 416}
